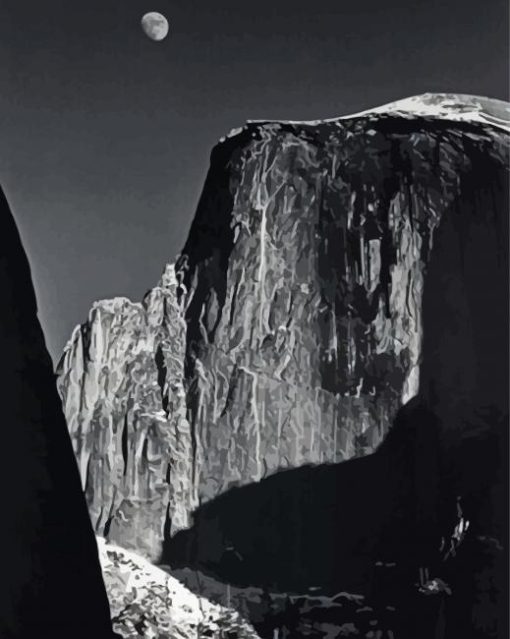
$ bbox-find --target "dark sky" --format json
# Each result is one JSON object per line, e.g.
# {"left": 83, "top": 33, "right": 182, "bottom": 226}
{"left": 0, "top": 0, "right": 508, "bottom": 362}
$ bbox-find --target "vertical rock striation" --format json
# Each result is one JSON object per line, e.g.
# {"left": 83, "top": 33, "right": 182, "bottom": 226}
{"left": 0, "top": 187, "right": 116, "bottom": 638}
{"left": 177, "top": 94, "right": 509, "bottom": 505}
{"left": 57, "top": 94, "right": 510, "bottom": 560}
{"left": 57, "top": 265, "right": 192, "bottom": 561}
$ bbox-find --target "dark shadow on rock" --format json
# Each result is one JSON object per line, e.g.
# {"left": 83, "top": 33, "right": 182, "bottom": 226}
{"left": 165, "top": 158, "right": 508, "bottom": 632}
{"left": 165, "top": 400, "right": 447, "bottom": 590}
{"left": 415, "top": 150, "right": 509, "bottom": 639}
{"left": 0, "top": 187, "right": 117, "bottom": 638}
{"left": 165, "top": 126, "right": 509, "bottom": 638}
{"left": 165, "top": 397, "right": 506, "bottom": 638}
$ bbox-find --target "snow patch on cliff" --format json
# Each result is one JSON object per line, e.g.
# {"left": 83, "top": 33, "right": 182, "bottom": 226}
{"left": 342, "top": 93, "right": 510, "bottom": 132}
{"left": 97, "top": 537, "right": 261, "bottom": 639}
{"left": 223, "top": 93, "right": 510, "bottom": 139}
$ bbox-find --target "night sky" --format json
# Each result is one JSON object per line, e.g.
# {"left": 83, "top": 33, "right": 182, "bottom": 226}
{"left": 0, "top": 0, "right": 508, "bottom": 362}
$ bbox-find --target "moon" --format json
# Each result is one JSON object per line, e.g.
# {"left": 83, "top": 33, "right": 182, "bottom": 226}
{"left": 141, "top": 12, "right": 169, "bottom": 42}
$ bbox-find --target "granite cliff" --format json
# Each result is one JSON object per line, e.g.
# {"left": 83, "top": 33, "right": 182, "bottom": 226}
{"left": 57, "top": 265, "right": 192, "bottom": 560}
{"left": 56, "top": 93, "right": 510, "bottom": 564}
{"left": 0, "top": 187, "right": 116, "bottom": 638}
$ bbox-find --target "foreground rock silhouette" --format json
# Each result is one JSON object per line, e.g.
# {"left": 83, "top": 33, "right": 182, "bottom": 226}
{"left": 0, "top": 187, "right": 116, "bottom": 638}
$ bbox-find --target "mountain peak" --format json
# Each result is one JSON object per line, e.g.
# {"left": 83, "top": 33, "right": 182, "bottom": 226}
{"left": 342, "top": 93, "right": 510, "bottom": 131}
{"left": 221, "top": 93, "right": 510, "bottom": 142}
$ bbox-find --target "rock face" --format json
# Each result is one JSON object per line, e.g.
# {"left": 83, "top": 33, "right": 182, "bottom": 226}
{"left": 0, "top": 187, "right": 116, "bottom": 638}
{"left": 57, "top": 265, "right": 192, "bottom": 561}
{"left": 57, "top": 93, "right": 510, "bottom": 560}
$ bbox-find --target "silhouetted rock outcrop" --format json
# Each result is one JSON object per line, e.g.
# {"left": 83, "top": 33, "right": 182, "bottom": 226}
{"left": 0, "top": 187, "right": 116, "bottom": 638}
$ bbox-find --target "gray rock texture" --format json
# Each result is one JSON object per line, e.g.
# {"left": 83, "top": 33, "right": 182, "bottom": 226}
{"left": 56, "top": 93, "right": 510, "bottom": 560}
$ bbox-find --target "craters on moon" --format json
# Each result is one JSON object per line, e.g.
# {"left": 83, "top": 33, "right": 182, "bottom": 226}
{"left": 141, "top": 12, "right": 169, "bottom": 42}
